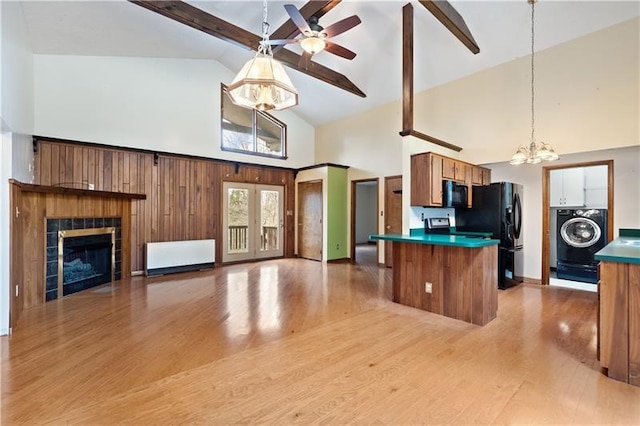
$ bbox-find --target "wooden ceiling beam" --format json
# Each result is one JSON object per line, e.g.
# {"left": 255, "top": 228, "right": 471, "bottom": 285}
{"left": 270, "top": 1, "right": 342, "bottom": 54}
{"left": 129, "top": 0, "right": 365, "bottom": 98}
{"left": 400, "top": 3, "right": 462, "bottom": 152}
{"left": 418, "top": 0, "right": 480, "bottom": 54}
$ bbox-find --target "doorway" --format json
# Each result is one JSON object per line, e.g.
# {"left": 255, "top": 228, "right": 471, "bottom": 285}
{"left": 350, "top": 179, "right": 379, "bottom": 264}
{"left": 222, "top": 182, "right": 284, "bottom": 263}
{"left": 298, "top": 180, "right": 323, "bottom": 261}
{"left": 541, "top": 160, "right": 614, "bottom": 287}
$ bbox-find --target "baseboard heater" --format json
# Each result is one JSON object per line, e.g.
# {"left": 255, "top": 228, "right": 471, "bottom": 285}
{"left": 145, "top": 239, "right": 215, "bottom": 277}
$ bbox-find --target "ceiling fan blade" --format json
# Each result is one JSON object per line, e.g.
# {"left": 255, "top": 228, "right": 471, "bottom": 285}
{"left": 324, "top": 41, "right": 356, "bottom": 60}
{"left": 266, "top": 39, "right": 299, "bottom": 46}
{"left": 284, "top": 4, "right": 311, "bottom": 35}
{"left": 128, "top": 0, "right": 365, "bottom": 97}
{"left": 322, "top": 15, "right": 361, "bottom": 38}
{"left": 298, "top": 50, "right": 313, "bottom": 68}
{"left": 271, "top": 1, "right": 341, "bottom": 44}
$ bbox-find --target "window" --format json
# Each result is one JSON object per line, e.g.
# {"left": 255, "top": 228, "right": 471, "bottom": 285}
{"left": 221, "top": 85, "right": 287, "bottom": 159}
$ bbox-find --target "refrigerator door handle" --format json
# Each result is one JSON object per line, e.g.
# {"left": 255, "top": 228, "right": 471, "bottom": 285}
{"left": 513, "top": 192, "right": 522, "bottom": 240}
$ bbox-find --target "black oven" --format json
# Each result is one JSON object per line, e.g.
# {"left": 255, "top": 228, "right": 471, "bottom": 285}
{"left": 442, "top": 180, "right": 468, "bottom": 208}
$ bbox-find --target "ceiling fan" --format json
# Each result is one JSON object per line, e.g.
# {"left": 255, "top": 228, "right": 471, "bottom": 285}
{"left": 268, "top": 4, "right": 362, "bottom": 67}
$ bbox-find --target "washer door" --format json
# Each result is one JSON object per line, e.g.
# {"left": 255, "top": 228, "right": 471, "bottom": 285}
{"left": 560, "top": 217, "right": 602, "bottom": 248}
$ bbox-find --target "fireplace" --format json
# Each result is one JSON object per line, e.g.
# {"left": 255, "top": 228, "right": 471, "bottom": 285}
{"left": 46, "top": 218, "right": 122, "bottom": 301}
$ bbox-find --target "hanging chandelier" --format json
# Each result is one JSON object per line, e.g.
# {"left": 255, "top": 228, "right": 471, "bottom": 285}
{"left": 227, "top": 0, "right": 298, "bottom": 112}
{"left": 510, "top": 0, "right": 558, "bottom": 165}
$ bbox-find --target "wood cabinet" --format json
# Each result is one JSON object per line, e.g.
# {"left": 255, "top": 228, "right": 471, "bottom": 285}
{"left": 550, "top": 168, "right": 585, "bottom": 207}
{"left": 392, "top": 241, "right": 498, "bottom": 326}
{"left": 411, "top": 153, "right": 442, "bottom": 206}
{"left": 442, "top": 158, "right": 465, "bottom": 182}
{"left": 599, "top": 260, "right": 640, "bottom": 387}
{"left": 411, "top": 152, "right": 491, "bottom": 207}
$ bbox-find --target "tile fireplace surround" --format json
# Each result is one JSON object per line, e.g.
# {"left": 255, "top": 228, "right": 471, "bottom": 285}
{"left": 45, "top": 217, "right": 122, "bottom": 301}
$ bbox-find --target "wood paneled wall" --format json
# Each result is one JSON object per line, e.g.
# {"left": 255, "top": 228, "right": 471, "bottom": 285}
{"left": 33, "top": 138, "right": 297, "bottom": 272}
{"left": 392, "top": 242, "right": 498, "bottom": 326}
{"left": 10, "top": 183, "right": 133, "bottom": 324}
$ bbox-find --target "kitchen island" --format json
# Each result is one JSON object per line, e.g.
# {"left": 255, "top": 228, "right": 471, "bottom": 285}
{"left": 595, "top": 228, "right": 640, "bottom": 387}
{"left": 370, "top": 230, "right": 500, "bottom": 326}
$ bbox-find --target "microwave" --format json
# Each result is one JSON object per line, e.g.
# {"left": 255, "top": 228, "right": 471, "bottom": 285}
{"left": 442, "top": 180, "right": 468, "bottom": 208}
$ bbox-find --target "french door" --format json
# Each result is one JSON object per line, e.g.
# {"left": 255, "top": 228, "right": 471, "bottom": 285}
{"left": 222, "top": 182, "right": 284, "bottom": 263}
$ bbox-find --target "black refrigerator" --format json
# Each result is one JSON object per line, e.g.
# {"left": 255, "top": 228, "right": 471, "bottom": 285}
{"left": 455, "top": 182, "right": 524, "bottom": 289}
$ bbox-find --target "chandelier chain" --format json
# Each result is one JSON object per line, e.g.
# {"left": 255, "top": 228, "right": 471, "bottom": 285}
{"left": 530, "top": 0, "right": 535, "bottom": 145}
{"left": 260, "top": 0, "right": 273, "bottom": 55}
{"left": 510, "top": 0, "right": 558, "bottom": 165}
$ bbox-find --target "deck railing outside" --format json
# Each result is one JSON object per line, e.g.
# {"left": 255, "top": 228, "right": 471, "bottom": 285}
{"left": 228, "top": 225, "right": 279, "bottom": 253}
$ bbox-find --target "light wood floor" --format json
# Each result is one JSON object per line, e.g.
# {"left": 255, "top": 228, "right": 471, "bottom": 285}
{"left": 2, "top": 256, "right": 640, "bottom": 424}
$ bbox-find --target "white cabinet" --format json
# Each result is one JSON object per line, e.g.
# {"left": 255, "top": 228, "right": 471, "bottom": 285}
{"left": 550, "top": 168, "right": 585, "bottom": 207}
{"left": 584, "top": 165, "right": 608, "bottom": 208}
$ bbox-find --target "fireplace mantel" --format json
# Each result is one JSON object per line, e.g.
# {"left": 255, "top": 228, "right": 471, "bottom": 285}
{"left": 9, "top": 180, "right": 146, "bottom": 200}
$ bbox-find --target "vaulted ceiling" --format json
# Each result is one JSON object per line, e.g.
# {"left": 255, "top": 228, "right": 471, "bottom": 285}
{"left": 18, "top": 1, "right": 640, "bottom": 126}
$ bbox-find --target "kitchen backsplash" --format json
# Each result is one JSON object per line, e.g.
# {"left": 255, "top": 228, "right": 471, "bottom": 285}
{"left": 409, "top": 207, "right": 455, "bottom": 229}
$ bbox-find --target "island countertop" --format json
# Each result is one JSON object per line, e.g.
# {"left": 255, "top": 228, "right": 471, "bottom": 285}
{"left": 595, "top": 229, "right": 640, "bottom": 265}
{"left": 369, "top": 231, "right": 499, "bottom": 248}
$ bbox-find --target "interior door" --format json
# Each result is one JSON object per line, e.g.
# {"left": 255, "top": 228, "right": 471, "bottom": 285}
{"left": 222, "top": 182, "right": 284, "bottom": 263}
{"left": 298, "top": 180, "right": 323, "bottom": 261}
{"left": 384, "top": 176, "right": 403, "bottom": 267}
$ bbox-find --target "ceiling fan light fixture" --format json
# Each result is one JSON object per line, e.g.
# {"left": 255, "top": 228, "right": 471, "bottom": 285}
{"left": 300, "top": 35, "right": 326, "bottom": 55}
{"left": 227, "top": 0, "right": 298, "bottom": 112}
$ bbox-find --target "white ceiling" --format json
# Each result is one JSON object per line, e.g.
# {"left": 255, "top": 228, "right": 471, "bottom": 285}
{"left": 18, "top": 0, "right": 640, "bottom": 127}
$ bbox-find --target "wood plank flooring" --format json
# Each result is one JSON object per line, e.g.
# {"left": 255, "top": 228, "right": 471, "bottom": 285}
{"left": 2, "top": 257, "right": 640, "bottom": 424}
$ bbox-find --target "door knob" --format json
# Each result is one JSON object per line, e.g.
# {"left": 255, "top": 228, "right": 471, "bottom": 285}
{"left": 386, "top": 225, "right": 391, "bottom": 229}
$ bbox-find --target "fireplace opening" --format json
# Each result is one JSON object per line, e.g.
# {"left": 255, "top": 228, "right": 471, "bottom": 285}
{"left": 46, "top": 218, "right": 122, "bottom": 301}
{"left": 61, "top": 232, "right": 114, "bottom": 296}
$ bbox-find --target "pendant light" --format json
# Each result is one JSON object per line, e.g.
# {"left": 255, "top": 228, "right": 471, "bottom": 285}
{"left": 227, "top": 0, "right": 298, "bottom": 112}
{"left": 510, "top": 0, "right": 559, "bottom": 165}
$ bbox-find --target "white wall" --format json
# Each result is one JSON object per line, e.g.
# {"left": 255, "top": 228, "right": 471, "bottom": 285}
{"left": 411, "top": 18, "right": 639, "bottom": 165}
{"left": 34, "top": 55, "right": 315, "bottom": 169}
{"left": 1, "top": 1, "right": 33, "bottom": 134}
{"left": 1, "top": 1, "right": 35, "bottom": 335}
{"left": 12, "top": 133, "right": 34, "bottom": 183}
{"left": 486, "top": 145, "right": 640, "bottom": 281}
{"left": 0, "top": 128, "right": 10, "bottom": 335}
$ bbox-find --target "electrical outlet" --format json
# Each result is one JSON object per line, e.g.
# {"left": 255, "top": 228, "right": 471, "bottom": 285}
{"left": 424, "top": 282, "right": 433, "bottom": 293}
{"left": 15, "top": 285, "right": 18, "bottom": 297}
{"left": 337, "top": 243, "right": 340, "bottom": 250}
{"left": 88, "top": 183, "right": 95, "bottom": 190}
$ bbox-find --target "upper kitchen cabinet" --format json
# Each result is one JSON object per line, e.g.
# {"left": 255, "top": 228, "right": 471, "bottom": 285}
{"left": 550, "top": 168, "right": 585, "bottom": 207}
{"left": 411, "top": 152, "right": 491, "bottom": 207}
{"left": 442, "top": 158, "right": 465, "bottom": 182}
{"left": 411, "top": 152, "right": 443, "bottom": 206}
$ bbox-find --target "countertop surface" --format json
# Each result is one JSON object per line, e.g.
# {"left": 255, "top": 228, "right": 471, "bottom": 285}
{"left": 595, "top": 231, "right": 640, "bottom": 265}
{"left": 369, "top": 232, "right": 500, "bottom": 248}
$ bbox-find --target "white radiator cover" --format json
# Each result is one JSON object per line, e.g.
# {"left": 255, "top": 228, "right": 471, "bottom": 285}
{"left": 145, "top": 239, "right": 215, "bottom": 277}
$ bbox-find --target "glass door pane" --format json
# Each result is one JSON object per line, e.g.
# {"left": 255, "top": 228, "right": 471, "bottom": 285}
{"left": 227, "top": 187, "right": 249, "bottom": 254}
{"left": 223, "top": 182, "right": 254, "bottom": 263}
{"left": 257, "top": 186, "right": 283, "bottom": 258}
